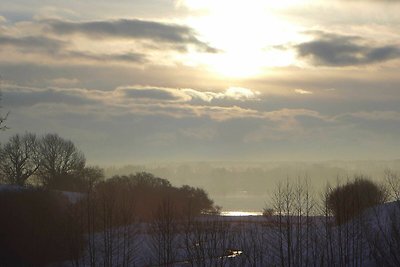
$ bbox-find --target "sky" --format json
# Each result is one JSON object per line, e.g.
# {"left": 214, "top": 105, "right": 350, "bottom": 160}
{"left": 1, "top": 0, "right": 400, "bottom": 164}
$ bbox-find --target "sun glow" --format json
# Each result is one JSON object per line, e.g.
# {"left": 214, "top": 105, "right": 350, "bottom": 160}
{"left": 180, "top": 0, "right": 304, "bottom": 78}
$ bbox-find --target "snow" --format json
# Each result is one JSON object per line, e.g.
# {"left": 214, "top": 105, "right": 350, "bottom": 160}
{"left": 1, "top": 184, "right": 395, "bottom": 267}
{"left": 0, "top": 184, "right": 25, "bottom": 192}
{"left": 55, "top": 202, "right": 400, "bottom": 267}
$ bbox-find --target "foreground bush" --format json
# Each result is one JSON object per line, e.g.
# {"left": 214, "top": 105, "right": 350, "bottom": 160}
{"left": 326, "top": 176, "right": 387, "bottom": 224}
{"left": 0, "top": 188, "right": 85, "bottom": 266}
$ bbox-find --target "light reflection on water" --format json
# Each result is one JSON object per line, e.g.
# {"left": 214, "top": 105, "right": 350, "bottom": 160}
{"left": 220, "top": 211, "right": 262, "bottom": 216}
{"left": 226, "top": 249, "right": 243, "bottom": 258}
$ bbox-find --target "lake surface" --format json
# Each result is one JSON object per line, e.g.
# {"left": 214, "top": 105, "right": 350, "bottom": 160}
{"left": 220, "top": 211, "right": 262, "bottom": 216}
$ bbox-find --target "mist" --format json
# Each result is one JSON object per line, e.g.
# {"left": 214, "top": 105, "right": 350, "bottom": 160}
{"left": 103, "top": 160, "right": 400, "bottom": 211}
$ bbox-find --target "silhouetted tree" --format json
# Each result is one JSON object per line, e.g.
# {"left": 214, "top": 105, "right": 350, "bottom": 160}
{"left": 63, "top": 165, "right": 105, "bottom": 193}
{"left": 326, "top": 176, "right": 387, "bottom": 224}
{"left": 237, "top": 221, "right": 267, "bottom": 266}
{"left": 385, "top": 169, "right": 400, "bottom": 201}
{"left": 0, "top": 133, "right": 40, "bottom": 185}
{"left": 106, "top": 172, "right": 218, "bottom": 219}
{"left": 150, "top": 197, "right": 179, "bottom": 266}
{"left": 322, "top": 180, "right": 368, "bottom": 267}
{"left": 80, "top": 165, "right": 105, "bottom": 192}
{"left": 269, "top": 178, "right": 318, "bottom": 267}
{"left": 178, "top": 185, "right": 220, "bottom": 215}
{"left": 37, "top": 133, "right": 85, "bottom": 190}
{"left": 263, "top": 207, "right": 275, "bottom": 216}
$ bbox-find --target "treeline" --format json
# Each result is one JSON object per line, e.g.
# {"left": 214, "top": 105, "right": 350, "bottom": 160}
{"left": 0, "top": 132, "right": 219, "bottom": 216}
{"left": 0, "top": 132, "right": 220, "bottom": 266}
{"left": 0, "top": 132, "right": 94, "bottom": 191}
{"left": 69, "top": 173, "right": 400, "bottom": 267}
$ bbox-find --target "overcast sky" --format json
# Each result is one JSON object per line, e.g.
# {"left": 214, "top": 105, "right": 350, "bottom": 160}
{"left": 1, "top": 0, "right": 400, "bottom": 164}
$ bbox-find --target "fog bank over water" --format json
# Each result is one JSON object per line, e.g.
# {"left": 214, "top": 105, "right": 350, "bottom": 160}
{"left": 104, "top": 160, "right": 400, "bottom": 212}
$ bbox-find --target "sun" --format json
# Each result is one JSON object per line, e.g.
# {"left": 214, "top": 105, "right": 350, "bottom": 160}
{"left": 179, "top": 0, "right": 304, "bottom": 78}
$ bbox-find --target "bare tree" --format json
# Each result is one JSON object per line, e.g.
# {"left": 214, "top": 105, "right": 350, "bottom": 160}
{"left": 237, "top": 221, "right": 267, "bottom": 266}
{"left": 182, "top": 212, "right": 209, "bottom": 267}
{"left": 267, "top": 178, "right": 321, "bottom": 267}
{"left": 385, "top": 169, "right": 400, "bottom": 202}
{"left": 37, "top": 133, "right": 85, "bottom": 189}
{"left": 149, "top": 197, "right": 179, "bottom": 266}
{"left": 0, "top": 133, "right": 40, "bottom": 185}
{"left": 77, "top": 166, "right": 105, "bottom": 192}
{"left": 321, "top": 184, "right": 335, "bottom": 267}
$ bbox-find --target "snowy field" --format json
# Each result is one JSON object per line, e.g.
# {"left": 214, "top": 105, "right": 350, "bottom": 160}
{"left": 55, "top": 201, "right": 400, "bottom": 267}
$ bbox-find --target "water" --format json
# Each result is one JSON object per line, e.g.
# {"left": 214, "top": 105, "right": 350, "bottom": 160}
{"left": 220, "top": 211, "right": 262, "bottom": 216}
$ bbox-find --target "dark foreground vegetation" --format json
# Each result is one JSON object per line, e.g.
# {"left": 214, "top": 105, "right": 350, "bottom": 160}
{"left": 1, "top": 133, "right": 400, "bottom": 266}
{"left": 0, "top": 189, "right": 77, "bottom": 266}
{"left": 0, "top": 133, "right": 219, "bottom": 266}
{"left": 1, "top": 172, "right": 399, "bottom": 266}
{"left": 0, "top": 173, "right": 219, "bottom": 266}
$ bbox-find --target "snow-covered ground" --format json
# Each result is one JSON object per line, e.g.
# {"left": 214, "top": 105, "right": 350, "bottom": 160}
{"left": 55, "top": 201, "right": 400, "bottom": 267}
{"left": 1, "top": 185, "right": 398, "bottom": 266}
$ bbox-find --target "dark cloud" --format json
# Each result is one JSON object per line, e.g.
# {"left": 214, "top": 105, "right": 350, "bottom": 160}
{"left": 2, "top": 87, "right": 97, "bottom": 107}
{"left": 295, "top": 32, "right": 400, "bottom": 66}
{"left": 0, "top": 34, "right": 146, "bottom": 63}
{"left": 66, "top": 51, "right": 146, "bottom": 63}
{"left": 45, "top": 19, "right": 219, "bottom": 53}
{"left": 0, "top": 35, "right": 65, "bottom": 53}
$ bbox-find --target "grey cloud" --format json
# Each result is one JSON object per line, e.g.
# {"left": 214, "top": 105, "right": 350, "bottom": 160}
{"left": 45, "top": 19, "right": 219, "bottom": 53}
{"left": 295, "top": 32, "right": 400, "bottom": 66}
{"left": 0, "top": 35, "right": 65, "bottom": 53}
{"left": 0, "top": 61, "right": 218, "bottom": 96}
{"left": 0, "top": 34, "right": 146, "bottom": 63}
{"left": 337, "top": 111, "right": 400, "bottom": 122}
{"left": 66, "top": 51, "right": 146, "bottom": 63}
{"left": 116, "top": 86, "right": 261, "bottom": 104}
{"left": 334, "top": 112, "right": 400, "bottom": 139}
{"left": 2, "top": 84, "right": 324, "bottom": 123}
{"left": 2, "top": 86, "right": 97, "bottom": 107}
{"left": 5, "top": 83, "right": 400, "bottom": 162}
{"left": 109, "top": 52, "right": 145, "bottom": 62}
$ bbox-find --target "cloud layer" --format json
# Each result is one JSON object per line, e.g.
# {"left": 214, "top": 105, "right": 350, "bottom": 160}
{"left": 1, "top": 1, "right": 400, "bottom": 162}
{"left": 46, "top": 19, "right": 218, "bottom": 53}
{"left": 0, "top": 17, "right": 218, "bottom": 68}
{"left": 295, "top": 32, "right": 400, "bottom": 66}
